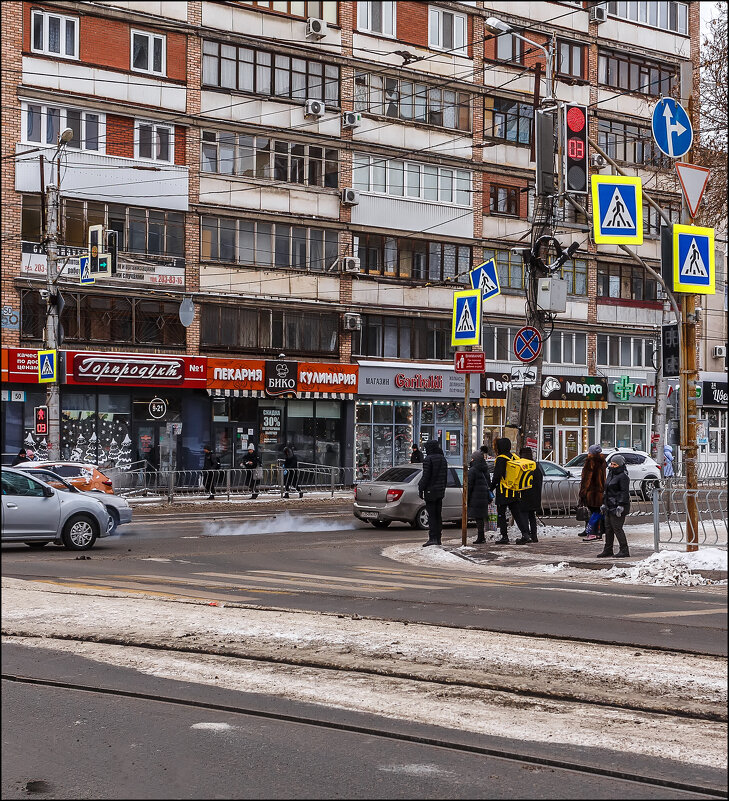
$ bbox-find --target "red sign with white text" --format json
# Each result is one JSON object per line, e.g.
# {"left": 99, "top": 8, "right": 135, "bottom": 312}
{"left": 207, "top": 358, "right": 265, "bottom": 392}
{"left": 298, "top": 363, "right": 358, "bottom": 395}
{"left": 65, "top": 351, "right": 206, "bottom": 388}
{"left": 454, "top": 351, "right": 486, "bottom": 373}
{"left": 1, "top": 348, "right": 43, "bottom": 383}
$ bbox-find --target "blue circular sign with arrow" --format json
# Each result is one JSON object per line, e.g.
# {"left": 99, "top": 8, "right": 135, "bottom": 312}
{"left": 513, "top": 326, "right": 542, "bottom": 363}
{"left": 651, "top": 97, "right": 693, "bottom": 159}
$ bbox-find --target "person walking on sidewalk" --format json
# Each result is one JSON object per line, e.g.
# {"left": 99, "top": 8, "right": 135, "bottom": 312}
{"left": 490, "top": 438, "right": 531, "bottom": 545}
{"left": 518, "top": 447, "right": 543, "bottom": 543}
{"left": 418, "top": 439, "right": 448, "bottom": 547}
{"left": 579, "top": 444, "right": 607, "bottom": 541}
{"left": 242, "top": 443, "right": 261, "bottom": 499}
{"left": 410, "top": 443, "right": 424, "bottom": 463}
{"left": 468, "top": 450, "right": 491, "bottom": 544}
{"left": 597, "top": 454, "right": 631, "bottom": 559}
{"left": 283, "top": 446, "right": 303, "bottom": 499}
{"left": 202, "top": 444, "right": 220, "bottom": 500}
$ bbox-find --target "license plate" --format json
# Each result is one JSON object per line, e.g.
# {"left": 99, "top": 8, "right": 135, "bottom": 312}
{"left": 359, "top": 511, "right": 379, "bottom": 519}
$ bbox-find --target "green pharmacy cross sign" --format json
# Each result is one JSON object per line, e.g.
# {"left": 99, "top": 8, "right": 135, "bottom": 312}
{"left": 614, "top": 375, "right": 636, "bottom": 401}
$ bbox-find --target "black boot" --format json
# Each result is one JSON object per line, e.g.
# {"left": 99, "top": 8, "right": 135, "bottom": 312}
{"left": 422, "top": 536, "right": 439, "bottom": 548}
{"left": 299, "top": 490, "right": 304, "bottom": 498}
{"left": 615, "top": 548, "right": 631, "bottom": 558}
{"left": 494, "top": 536, "right": 509, "bottom": 544}
{"left": 596, "top": 549, "right": 614, "bottom": 558}
{"left": 473, "top": 536, "right": 486, "bottom": 544}
{"left": 514, "top": 537, "right": 531, "bottom": 545}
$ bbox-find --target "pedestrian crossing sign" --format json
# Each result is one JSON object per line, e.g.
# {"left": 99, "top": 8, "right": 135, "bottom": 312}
{"left": 37, "top": 349, "right": 57, "bottom": 383}
{"left": 79, "top": 255, "right": 95, "bottom": 285}
{"left": 591, "top": 175, "right": 643, "bottom": 245}
{"left": 469, "top": 258, "right": 501, "bottom": 301}
{"left": 451, "top": 289, "right": 481, "bottom": 347}
{"left": 672, "top": 224, "right": 715, "bottom": 294}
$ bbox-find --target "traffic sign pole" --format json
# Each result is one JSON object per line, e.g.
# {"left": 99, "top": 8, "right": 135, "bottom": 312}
{"left": 461, "top": 364, "right": 470, "bottom": 548}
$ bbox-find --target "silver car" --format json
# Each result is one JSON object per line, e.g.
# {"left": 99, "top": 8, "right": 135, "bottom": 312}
{"left": 563, "top": 448, "right": 661, "bottom": 499}
{"left": 1, "top": 466, "right": 110, "bottom": 550}
{"left": 18, "top": 467, "right": 132, "bottom": 534}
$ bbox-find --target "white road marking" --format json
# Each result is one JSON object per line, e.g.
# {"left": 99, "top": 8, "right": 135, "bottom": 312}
{"left": 190, "top": 722, "right": 235, "bottom": 731}
{"left": 249, "top": 569, "right": 447, "bottom": 590}
{"left": 626, "top": 607, "right": 727, "bottom": 619}
{"left": 535, "top": 587, "right": 653, "bottom": 599}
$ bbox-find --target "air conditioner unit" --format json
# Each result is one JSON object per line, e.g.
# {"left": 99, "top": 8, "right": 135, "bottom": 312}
{"left": 341, "top": 188, "right": 359, "bottom": 206}
{"left": 343, "top": 312, "right": 362, "bottom": 331}
{"left": 342, "top": 111, "right": 361, "bottom": 130}
{"left": 341, "top": 256, "right": 361, "bottom": 274}
{"left": 589, "top": 4, "right": 607, "bottom": 23}
{"left": 306, "top": 17, "right": 328, "bottom": 39}
{"left": 304, "top": 99, "right": 325, "bottom": 119}
{"left": 713, "top": 345, "right": 727, "bottom": 359}
{"left": 590, "top": 153, "right": 607, "bottom": 169}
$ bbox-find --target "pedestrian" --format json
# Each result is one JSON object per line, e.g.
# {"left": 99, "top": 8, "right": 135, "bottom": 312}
{"left": 468, "top": 450, "right": 491, "bottom": 544}
{"left": 202, "top": 444, "right": 220, "bottom": 500}
{"left": 410, "top": 443, "right": 424, "bottom": 463}
{"left": 663, "top": 444, "right": 674, "bottom": 479}
{"left": 283, "top": 446, "right": 303, "bottom": 498}
{"left": 11, "top": 447, "right": 27, "bottom": 466}
{"left": 518, "top": 447, "right": 543, "bottom": 543}
{"left": 597, "top": 454, "right": 631, "bottom": 559}
{"left": 480, "top": 444, "right": 490, "bottom": 457}
{"left": 242, "top": 443, "right": 260, "bottom": 499}
{"left": 490, "top": 438, "right": 531, "bottom": 545}
{"left": 418, "top": 439, "right": 448, "bottom": 547}
{"left": 579, "top": 444, "right": 607, "bottom": 541}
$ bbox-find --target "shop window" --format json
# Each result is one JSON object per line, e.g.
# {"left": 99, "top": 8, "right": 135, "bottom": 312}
{"left": 600, "top": 405, "right": 648, "bottom": 451}
{"left": 355, "top": 400, "right": 413, "bottom": 479}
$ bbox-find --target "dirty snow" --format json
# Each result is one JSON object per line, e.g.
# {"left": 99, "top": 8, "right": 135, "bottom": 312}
{"left": 539, "top": 562, "right": 570, "bottom": 573}
{"left": 604, "top": 548, "right": 729, "bottom": 587}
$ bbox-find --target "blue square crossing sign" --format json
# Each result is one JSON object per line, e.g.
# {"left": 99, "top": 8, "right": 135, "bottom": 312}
{"left": 591, "top": 175, "right": 643, "bottom": 245}
{"left": 469, "top": 259, "right": 501, "bottom": 301}
{"left": 451, "top": 289, "right": 481, "bottom": 347}
{"left": 673, "top": 224, "right": 715, "bottom": 295}
{"left": 37, "top": 349, "right": 57, "bottom": 383}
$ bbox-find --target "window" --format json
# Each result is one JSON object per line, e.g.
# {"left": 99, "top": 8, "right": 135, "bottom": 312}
{"left": 596, "top": 334, "right": 657, "bottom": 367}
{"left": 135, "top": 121, "right": 173, "bottom": 163}
{"left": 1, "top": 471, "right": 47, "bottom": 497}
{"left": 489, "top": 184, "right": 519, "bottom": 216}
{"left": 598, "top": 118, "right": 670, "bottom": 168}
{"left": 428, "top": 6, "right": 467, "bottom": 54}
{"left": 557, "top": 39, "right": 585, "bottom": 79}
{"left": 353, "top": 154, "right": 471, "bottom": 205}
{"left": 481, "top": 248, "right": 588, "bottom": 296}
{"left": 239, "top": 1, "right": 338, "bottom": 22}
{"left": 131, "top": 30, "right": 166, "bottom": 76}
{"left": 494, "top": 31, "right": 522, "bottom": 64}
{"left": 598, "top": 49, "right": 677, "bottom": 96}
{"left": 23, "top": 104, "right": 102, "bottom": 152}
{"left": 354, "top": 72, "right": 470, "bottom": 131}
{"left": 484, "top": 97, "right": 533, "bottom": 145}
{"left": 31, "top": 9, "right": 78, "bottom": 59}
{"left": 354, "top": 315, "right": 454, "bottom": 360}
{"left": 643, "top": 202, "right": 681, "bottom": 236}
{"left": 543, "top": 331, "right": 588, "bottom": 365}
{"left": 356, "top": 233, "right": 470, "bottom": 284}
{"left": 601, "top": 405, "right": 649, "bottom": 451}
{"left": 203, "top": 41, "right": 340, "bottom": 107}
{"left": 201, "top": 217, "right": 338, "bottom": 271}
{"left": 597, "top": 263, "right": 659, "bottom": 302}
{"left": 358, "top": 2, "right": 395, "bottom": 36}
{"left": 202, "top": 131, "right": 338, "bottom": 188}
{"left": 606, "top": 1, "right": 688, "bottom": 35}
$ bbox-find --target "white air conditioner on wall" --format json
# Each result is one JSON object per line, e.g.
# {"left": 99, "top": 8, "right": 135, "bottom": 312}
{"left": 590, "top": 153, "right": 607, "bottom": 169}
{"left": 341, "top": 188, "right": 359, "bottom": 206}
{"left": 306, "top": 17, "right": 328, "bottom": 39}
{"left": 713, "top": 345, "right": 727, "bottom": 359}
{"left": 342, "top": 111, "right": 361, "bottom": 129}
{"left": 343, "top": 313, "right": 362, "bottom": 331}
{"left": 304, "top": 99, "right": 325, "bottom": 119}
{"left": 590, "top": 4, "right": 608, "bottom": 23}
{"left": 341, "top": 257, "right": 361, "bottom": 273}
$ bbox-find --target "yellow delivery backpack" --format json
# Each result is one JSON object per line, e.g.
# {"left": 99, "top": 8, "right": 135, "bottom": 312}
{"left": 496, "top": 454, "right": 536, "bottom": 497}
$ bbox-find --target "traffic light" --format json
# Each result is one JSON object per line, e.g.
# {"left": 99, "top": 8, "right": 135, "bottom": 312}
{"left": 88, "top": 225, "right": 102, "bottom": 273}
{"left": 106, "top": 230, "right": 118, "bottom": 275}
{"left": 34, "top": 405, "right": 49, "bottom": 436}
{"left": 535, "top": 110, "right": 556, "bottom": 196}
{"left": 564, "top": 104, "right": 588, "bottom": 194}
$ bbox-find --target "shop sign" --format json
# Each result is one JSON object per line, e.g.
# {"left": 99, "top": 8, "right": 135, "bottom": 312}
{"left": 298, "top": 363, "right": 358, "bottom": 395}
{"left": 358, "top": 364, "right": 479, "bottom": 400}
{"left": 65, "top": 351, "right": 206, "bottom": 388}
{"left": 480, "top": 371, "right": 513, "bottom": 399}
{"left": 260, "top": 407, "right": 282, "bottom": 446}
{"left": 541, "top": 375, "right": 607, "bottom": 402}
{"left": 701, "top": 381, "right": 728, "bottom": 407}
{"left": 1, "top": 348, "right": 45, "bottom": 384}
{"left": 609, "top": 375, "right": 656, "bottom": 404}
{"left": 1, "top": 390, "right": 26, "bottom": 402}
{"left": 207, "top": 358, "right": 265, "bottom": 392}
{"left": 265, "top": 360, "right": 298, "bottom": 397}
{"left": 148, "top": 397, "right": 167, "bottom": 419}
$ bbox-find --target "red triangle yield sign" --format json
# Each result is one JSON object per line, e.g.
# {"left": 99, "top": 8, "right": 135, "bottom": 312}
{"left": 675, "top": 162, "right": 710, "bottom": 219}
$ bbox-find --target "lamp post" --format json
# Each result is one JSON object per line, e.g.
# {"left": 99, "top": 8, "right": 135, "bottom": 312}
{"left": 44, "top": 126, "right": 73, "bottom": 460}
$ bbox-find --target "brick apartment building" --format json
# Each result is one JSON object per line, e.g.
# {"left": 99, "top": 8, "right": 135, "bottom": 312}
{"left": 1, "top": 1, "right": 725, "bottom": 476}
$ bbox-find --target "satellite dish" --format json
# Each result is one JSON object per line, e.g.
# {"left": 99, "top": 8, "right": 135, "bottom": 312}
{"left": 179, "top": 297, "right": 195, "bottom": 328}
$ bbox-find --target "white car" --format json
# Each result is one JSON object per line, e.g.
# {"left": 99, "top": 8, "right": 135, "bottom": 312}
{"left": 563, "top": 449, "right": 661, "bottom": 499}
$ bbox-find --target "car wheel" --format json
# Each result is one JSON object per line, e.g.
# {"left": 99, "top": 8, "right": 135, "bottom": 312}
{"left": 371, "top": 520, "right": 391, "bottom": 528}
{"left": 412, "top": 506, "right": 429, "bottom": 530}
{"left": 106, "top": 508, "right": 119, "bottom": 535}
{"left": 641, "top": 478, "right": 660, "bottom": 501}
{"left": 61, "top": 514, "right": 98, "bottom": 551}
{"left": 25, "top": 541, "right": 49, "bottom": 548}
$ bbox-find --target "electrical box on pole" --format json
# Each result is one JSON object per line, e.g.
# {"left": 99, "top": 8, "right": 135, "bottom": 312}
{"left": 564, "top": 104, "right": 588, "bottom": 194}
{"left": 535, "top": 110, "right": 556, "bottom": 196}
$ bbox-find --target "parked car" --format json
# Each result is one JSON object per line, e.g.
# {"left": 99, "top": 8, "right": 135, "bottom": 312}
{"left": 17, "top": 466, "right": 132, "bottom": 534}
{"left": 17, "top": 460, "right": 115, "bottom": 494}
{"left": 562, "top": 448, "right": 661, "bottom": 499}
{"left": 1, "top": 466, "right": 110, "bottom": 550}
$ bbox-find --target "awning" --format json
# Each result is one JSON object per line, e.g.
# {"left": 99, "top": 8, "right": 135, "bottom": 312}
{"left": 479, "top": 398, "right": 506, "bottom": 407}
{"left": 207, "top": 389, "right": 354, "bottom": 399}
{"left": 540, "top": 399, "right": 607, "bottom": 409}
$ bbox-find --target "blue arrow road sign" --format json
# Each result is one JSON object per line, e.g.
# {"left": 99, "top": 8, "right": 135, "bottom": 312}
{"left": 513, "top": 326, "right": 542, "bottom": 363}
{"left": 652, "top": 98, "right": 693, "bottom": 159}
{"left": 469, "top": 258, "right": 501, "bottom": 301}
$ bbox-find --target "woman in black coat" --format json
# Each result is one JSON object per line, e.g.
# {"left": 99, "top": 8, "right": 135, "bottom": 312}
{"left": 597, "top": 454, "right": 631, "bottom": 558}
{"left": 283, "top": 446, "right": 303, "bottom": 498}
{"left": 467, "top": 450, "right": 491, "bottom": 544}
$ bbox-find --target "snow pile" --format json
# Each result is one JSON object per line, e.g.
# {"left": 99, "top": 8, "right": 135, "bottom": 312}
{"left": 605, "top": 548, "right": 728, "bottom": 586}
{"left": 539, "top": 561, "right": 570, "bottom": 573}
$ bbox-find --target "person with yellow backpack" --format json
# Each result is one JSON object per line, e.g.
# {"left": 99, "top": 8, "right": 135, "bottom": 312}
{"left": 489, "top": 438, "right": 533, "bottom": 544}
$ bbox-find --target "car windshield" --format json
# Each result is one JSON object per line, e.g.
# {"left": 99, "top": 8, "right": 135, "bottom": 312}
{"left": 565, "top": 454, "right": 587, "bottom": 467}
{"left": 25, "top": 471, "right": 76, "bottom": 492}
{"left": 374, "top": 467, "right": 419, "bottom": 483}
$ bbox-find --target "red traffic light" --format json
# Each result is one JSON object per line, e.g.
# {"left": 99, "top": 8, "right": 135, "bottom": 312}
{"left": 566, "top": 106, "right": 586, "bottom": 132}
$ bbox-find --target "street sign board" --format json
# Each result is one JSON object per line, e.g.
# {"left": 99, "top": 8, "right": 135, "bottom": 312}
{"left": 675, "top": 162, "right": 710, "bottom": 219}
{"left": 672, "top": 224, "right": 715, "bottom": 294}
{"left": 37, "top": 349, "right": 56, "bottom": 383}
{"left": 662, "top": 323, "right": 679, "bottom": 378}
{"left": 454, "top": 351, "right": 486, "bottom": 373}
{"left": 469, "top": 259, "right": 501, "bottom": 301}
{"left": 79, "top": 256, "right": 94, "bottom": 285}
{"left": 591, "top": 175, "right": 643, "bottom": 244}
{"left": 513, "top": 326, "right": 542, "bottom": 363}
{"left": 451, "top": 289, "right": 482, "bottom": 347}
{"left": 652, "top": 98, "right": 693, "bottom": 159}
{"left": 509, "top": 364, "right": 537, "bottom": 387}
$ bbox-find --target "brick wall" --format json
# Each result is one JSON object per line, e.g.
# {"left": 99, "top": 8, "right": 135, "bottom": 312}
{"left": 395, "top": 1, "right": 429, "bottom": 49}
{"left": 105, "top": 114, "right": 134, "bottom": 159}
{"left": 174, "top": 126, "right": 186, "bottom": 167}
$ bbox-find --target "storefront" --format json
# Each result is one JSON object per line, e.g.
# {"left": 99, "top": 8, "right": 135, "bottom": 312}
{"left": 697, "top": 378, "right": 728, "bottom": 465}
{"left": 356, "top": 361, "right": 480, "bottom": 478}
{"left": 604, "top": 374, "right": 656, "bottom": 452}
{"left": 207, "top": 358, "right": 358, "bottom": 468}
{"left": 1, "top": 348, "right": 48, "bottom": 459}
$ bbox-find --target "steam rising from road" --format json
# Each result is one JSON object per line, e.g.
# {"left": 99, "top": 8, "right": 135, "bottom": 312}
{"left": 203, "top": 512, "right": 355, "bottom": 537}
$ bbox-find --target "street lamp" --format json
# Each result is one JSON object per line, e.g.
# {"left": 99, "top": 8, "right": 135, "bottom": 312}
{"left": 484, "top": 17, "right": 555, "bottom": 105}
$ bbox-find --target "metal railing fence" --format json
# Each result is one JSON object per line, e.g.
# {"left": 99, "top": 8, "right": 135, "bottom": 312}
{"left": 652, "top": 486, "right": 728, "bottom": 551}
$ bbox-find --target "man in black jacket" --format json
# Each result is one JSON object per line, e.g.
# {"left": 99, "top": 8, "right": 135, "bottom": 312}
{"left": 518, "top": 447, "right": 543, "bottom": 543}
{"left": 202, "top": 444, "right": 219, "bottom": 500}
{"left": 489, "top": 438, "right": 530, "bottom": 544}
{"left": 597, "top": 454, "right": 631, "bottom": 558}
{"left": 417, "top": 439, "right": 448, "bottom": 547}
{"left": 410, "top": 444, "right": 424, "bottom": 463}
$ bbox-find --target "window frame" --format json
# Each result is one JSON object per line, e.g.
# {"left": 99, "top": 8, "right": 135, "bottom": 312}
{"left": 494, "top": 30, "right": 523, "bottom": 64}
{"left": 357, "top": 1, "right": 396, "bottom": 37}
{"left": 597, "top": 48, "right": 677, "bottom": 97}
{"left": 488, "top": 184, "right": 519, "bottom": 216}
{"left": 239, "top": 1, "right": 339, "bottom": 23}
{"left": 22, "top": 102, "right": 104, "bottom": 153}
{"left": 428, "top": 6, "right": 468, "bottom": 55}
{"left": 30, "top": 9, "right": 79, "bottom": 60}
{"left": 556, "top": 38, "right": 586, "bottom": 79}
{"left": 130, "top": 29, "right": 167, "bottom": 77}
{"left": 606, "top": 1, "right": 689, "bottom": 35}
{"left": 596, "top": 334, "right": 657, "bottom": 368}
{"left": 484, "top": 97, "right": 534, "bottom": 145}
{"left": 597, "top": 117, "right": 671, "bottom": 168}
{"left": 134, "top": 119, "right": 175, "bottom": 163}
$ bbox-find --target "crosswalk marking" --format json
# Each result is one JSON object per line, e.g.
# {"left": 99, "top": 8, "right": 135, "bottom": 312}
{"left": 355, "top": 567, "right": 528, "bottom": 587}
{"left": 626, "top": 607, "right": 727, "bottom": 619}
{"left": 248, "top": 569, "right": 447, "bottom": 590}
{"left": 198, "top": 571, "right": 406, "bottom": 592}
